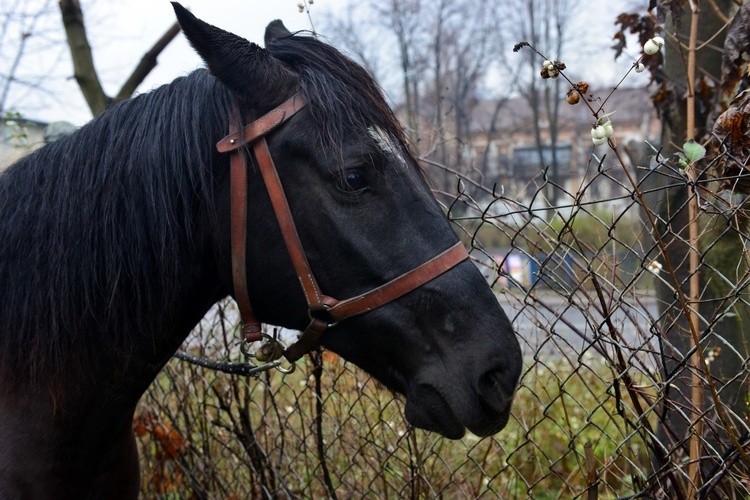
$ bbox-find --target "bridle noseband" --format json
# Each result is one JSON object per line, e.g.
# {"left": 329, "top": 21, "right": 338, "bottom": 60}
{"left": 217, "top": 93, "right": 469, "bottom": 365}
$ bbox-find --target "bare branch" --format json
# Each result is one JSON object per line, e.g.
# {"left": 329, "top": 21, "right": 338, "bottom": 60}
{"left": 58, "top": 0, "right": 108, "bottom": 116}
{"left": 115, "top": 21, "right": 181, "bottom": 102}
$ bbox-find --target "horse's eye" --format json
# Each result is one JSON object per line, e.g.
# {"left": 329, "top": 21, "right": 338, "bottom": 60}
{"left": 336, "top": 169, "right": 369, "bottom": 194}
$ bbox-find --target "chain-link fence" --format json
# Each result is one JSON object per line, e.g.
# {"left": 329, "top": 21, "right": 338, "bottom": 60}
{"left": 135, "top": 139, "right": 750, "bottom": 498}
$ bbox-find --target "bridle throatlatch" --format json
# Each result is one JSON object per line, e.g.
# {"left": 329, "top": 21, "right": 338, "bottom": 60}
{"left": 217, "top": 93, "right": 470, "bottom": 372}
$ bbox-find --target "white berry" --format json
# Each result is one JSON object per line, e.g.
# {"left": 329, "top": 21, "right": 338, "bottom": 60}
{"left": 644, "top": 36, "right": 664, "bottom": 55}
{"left": 591, "top": 125, "right": 606, "bottom": 140}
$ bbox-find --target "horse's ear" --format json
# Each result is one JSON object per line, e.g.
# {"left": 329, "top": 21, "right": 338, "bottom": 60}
{"left": 264, "top": 20, "right": 292, "bottom": 46}
{"left": 171, "top": 2, "right": 296, "bottom": 106}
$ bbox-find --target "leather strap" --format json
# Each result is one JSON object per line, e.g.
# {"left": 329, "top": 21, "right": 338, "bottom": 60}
{"left": 221, "top": 94, "right": 308, "bottom": 343}
{"left": 218, "top": 94, "right": 307, "bottom": 153}
{"left": 252, "top": 139, "right": 330, "bottom": 312}
{"left": 326, "top": 241, "right": 469, "bottom": 322}
{"left": 229, "top": 149, "right": 261, "bottom": 341}
{"left": 255, "top": 133, "right": 470, "bottom": 357}
{"left": 283, "top": 317, "right": 330, "bottom": 363}
{"left": 252, "top": 139, "right": 469, "bottom": 361}
{"left": 282, "top": 242, "right": 469, "bottom": 363}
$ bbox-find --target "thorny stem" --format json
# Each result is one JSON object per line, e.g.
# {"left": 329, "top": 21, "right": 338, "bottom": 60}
{"left": 686, "top": 1, "right": 703, "bottom": 495}
{"left": 519, "top": 34, "right": 750, "bottom": 486}
{"left": 559, "top": 200, "right": 679, "bottom": 495}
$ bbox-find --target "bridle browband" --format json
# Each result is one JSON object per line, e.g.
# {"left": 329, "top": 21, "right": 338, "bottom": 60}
{"left": 217, "top": 93, "right": 469, "bottom": 364}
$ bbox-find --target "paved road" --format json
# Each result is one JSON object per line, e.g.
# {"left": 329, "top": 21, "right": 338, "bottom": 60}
{"left": 496, "top": 290, "right": 660, "bottom": 364}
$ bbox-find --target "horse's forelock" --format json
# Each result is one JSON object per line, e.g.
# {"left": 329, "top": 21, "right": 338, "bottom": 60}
{"left": 266, "top": 33, "right": 419, "bottom": 169}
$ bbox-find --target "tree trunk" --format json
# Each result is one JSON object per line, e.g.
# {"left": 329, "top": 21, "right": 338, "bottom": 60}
{"left": 655, "top": 1, "right": 747, "bottom": 495}
{"left": 59, "top": 0, "right": 108, "bottom": 116}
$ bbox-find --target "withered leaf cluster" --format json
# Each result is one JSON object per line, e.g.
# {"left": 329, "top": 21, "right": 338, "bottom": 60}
{"left": 712, "top": 5, "right": 750, "bottom": 194}
{"left": 713, "top": 90, "right": 750, "bottom": 194}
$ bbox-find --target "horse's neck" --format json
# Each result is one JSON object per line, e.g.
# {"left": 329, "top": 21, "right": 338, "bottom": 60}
{"left": 0, "top": 256, "right": 224, "bottom": 496}
{"left": 0, "top": 385, "right": 141, "bottom": 498}
{"left": 113, "top": 265, "right": 227, "bottom": 402}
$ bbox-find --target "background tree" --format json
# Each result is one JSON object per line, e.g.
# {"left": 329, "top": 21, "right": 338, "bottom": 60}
{"left": 0, "top": 0, "right": 60, "bottom": 117}
{"left": 1, "top": 0, "right": 180, "bottom": 121}
{"left": 508, "top": 0, "right": 573, "bottom": 211}
{"left": 323, "top": 0, "right": 507, "bottom": 203}
{"left": 59, "top": 0, "right": 180, "bottom": 116}
{"left": 372, "top": 0, "right": 425, "bottom": 142}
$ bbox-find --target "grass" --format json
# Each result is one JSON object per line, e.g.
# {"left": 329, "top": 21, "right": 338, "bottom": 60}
{"left": 136, "top": 347, "right": 656, "bottom": 498}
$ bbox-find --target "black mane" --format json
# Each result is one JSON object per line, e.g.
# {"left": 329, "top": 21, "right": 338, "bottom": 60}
{"left": 0, "top": 70, "right": 235, "bottom": 388}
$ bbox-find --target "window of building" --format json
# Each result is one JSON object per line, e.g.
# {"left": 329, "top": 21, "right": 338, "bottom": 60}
{"left": 512, "top": 144, "right": 572, "bottom": 179}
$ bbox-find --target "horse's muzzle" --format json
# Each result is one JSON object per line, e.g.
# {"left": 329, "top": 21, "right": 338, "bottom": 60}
{"left": 404, "top": 361, "right": 520, "bottom": 439}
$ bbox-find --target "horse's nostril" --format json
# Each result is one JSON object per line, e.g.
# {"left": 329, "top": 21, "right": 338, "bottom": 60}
{"left": 478, "top": 367, "right": 518, "bottom": 409}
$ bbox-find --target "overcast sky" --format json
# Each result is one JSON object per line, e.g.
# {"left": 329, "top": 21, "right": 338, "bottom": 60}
{"left": 6, "top": 0, "right": 642, "bottom": 126}
{"left": 91, "top": 1, "right": 348, "bottom": 100}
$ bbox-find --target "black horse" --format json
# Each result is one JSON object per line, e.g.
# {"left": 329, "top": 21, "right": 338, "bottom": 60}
{"left": 0, "top": 4, "right": 521, "bottom": 497}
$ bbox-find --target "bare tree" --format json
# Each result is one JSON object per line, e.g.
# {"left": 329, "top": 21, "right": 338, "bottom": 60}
{"left": 442, "top": 0, "right": 505, "bottom": 168}
{"left": 507, "top": 0, "right": 574, "bottom": 210}
{"left": 1, "top": 0, "right": 181, "bottom": 121}
{"left": 321, "top": 4, "right": 381, "bottom": 83}
{"left": 0, "top": 0, "right": 59, "bottom": 116}
{"left": 322, "top": 0, "right": 506, "bottom": 199}
{"left": 59, "top": 0, "right": 180, "bottom": 117}
{"left": 372, "top": 0, "right": 426, "bottom": 142}
{"left": 425, "top": 0, "right": 504, "bottom": 164}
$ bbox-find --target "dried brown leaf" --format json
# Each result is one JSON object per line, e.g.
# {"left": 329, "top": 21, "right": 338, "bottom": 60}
{"left": 720, "top": 4, "right": 750, "bottom": 104}
{"left": 655, "top": 0, "right": 686, "bottom": 31}
{"left": 712, "top": 90, "right": 750, "bottom": 193}
{"left": 612, "top": 13, "right": 657, "bottom": 60}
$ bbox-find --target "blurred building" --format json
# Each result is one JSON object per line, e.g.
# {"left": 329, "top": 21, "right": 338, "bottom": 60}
{"left": 1, "top": 119, "right": 79, "bottom": 172}
{"left": 463, "top": 86, "right": 660, "bottom": 207}
{"left": 0, "top": 117, "right": 47, "bottom": 171}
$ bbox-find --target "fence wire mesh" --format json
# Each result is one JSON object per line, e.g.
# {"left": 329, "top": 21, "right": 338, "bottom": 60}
{"left": 136, "top": 143, "right": 750, "bottom": 498}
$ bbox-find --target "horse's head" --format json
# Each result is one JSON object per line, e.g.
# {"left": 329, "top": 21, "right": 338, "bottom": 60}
{"left": 173, "top": 3, "right": 521, "bottom": 439}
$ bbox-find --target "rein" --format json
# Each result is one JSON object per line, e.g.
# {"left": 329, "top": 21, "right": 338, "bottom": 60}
{"left": 216, "top": 93, "right": 469, "bottom": 370}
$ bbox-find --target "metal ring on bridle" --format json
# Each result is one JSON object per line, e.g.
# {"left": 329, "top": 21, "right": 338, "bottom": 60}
{"left": 240, "top": 337, "right": 255, "bottom": 358}
{"left": 240, "top": 332, "right": 275, "bottom": 358}
{"left": 308, "top": 308, "right": 338, "bottom": 329}
{"left": 274, "top": 360, "right": 296, "bottom": 374}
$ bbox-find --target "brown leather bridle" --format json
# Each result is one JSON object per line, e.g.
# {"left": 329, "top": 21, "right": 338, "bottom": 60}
{"left": 217, "top": 93, "right": 470, "bottom": 363}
